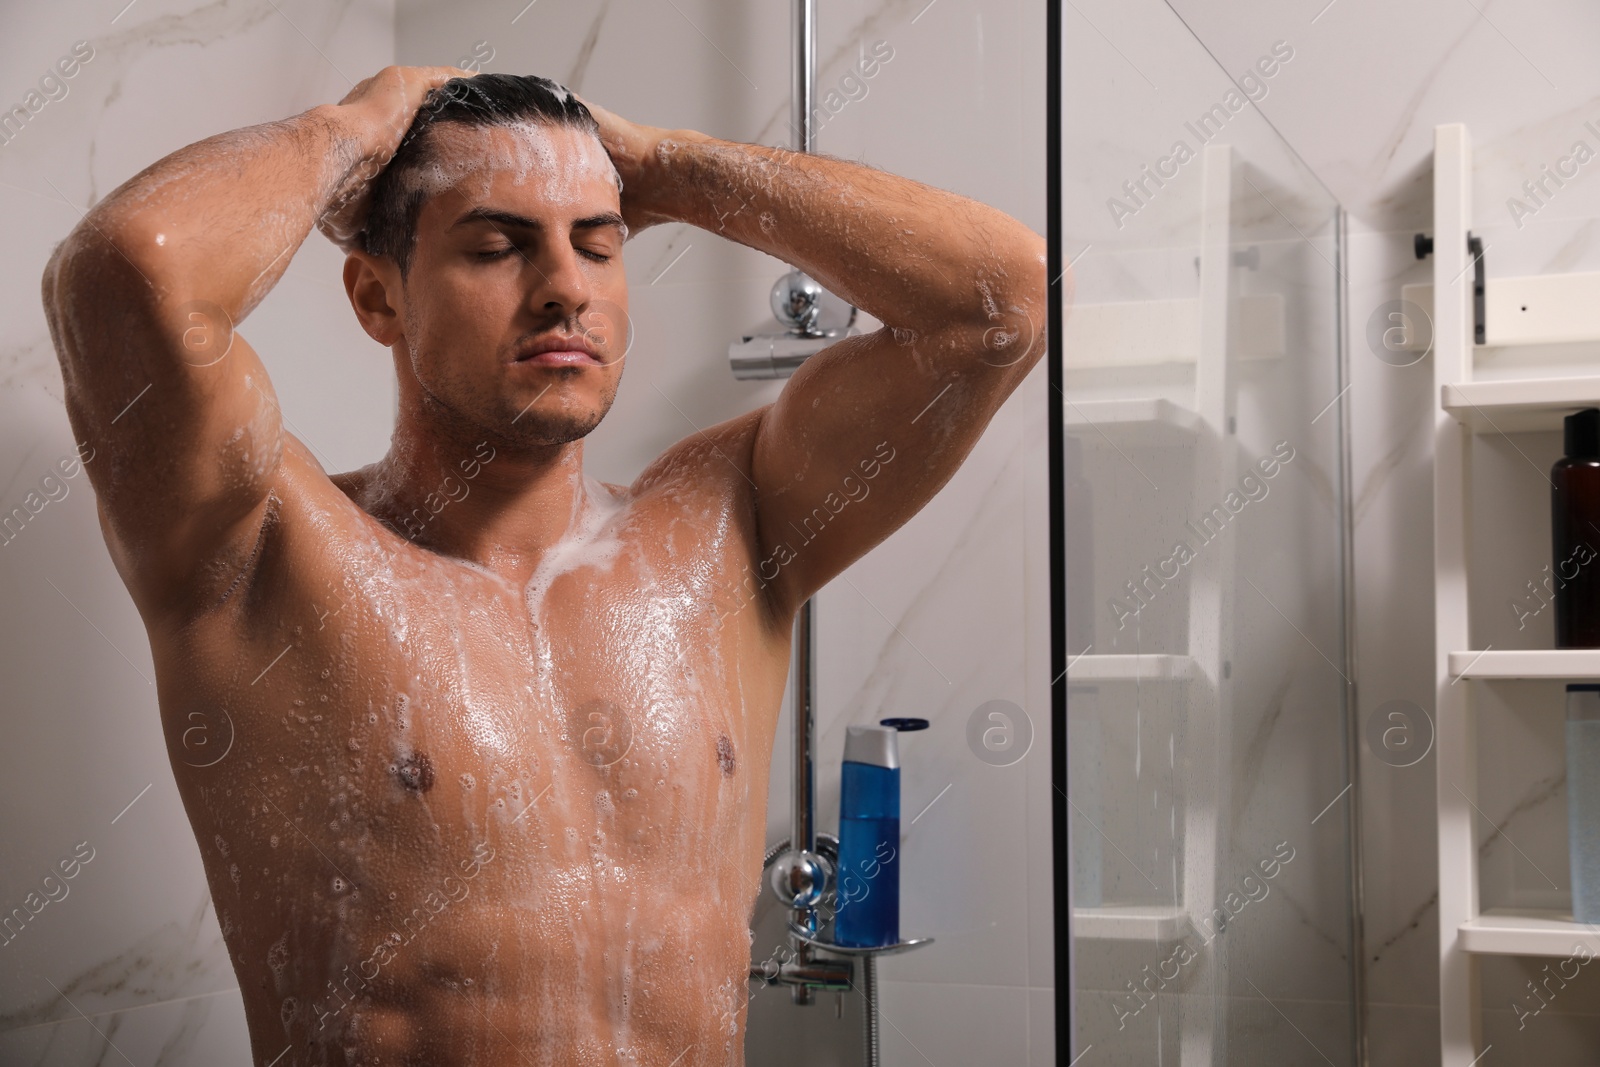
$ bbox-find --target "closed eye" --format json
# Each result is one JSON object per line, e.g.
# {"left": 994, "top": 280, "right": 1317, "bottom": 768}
{"left": 474, "top": 247, "right": 612, "bottom": 263}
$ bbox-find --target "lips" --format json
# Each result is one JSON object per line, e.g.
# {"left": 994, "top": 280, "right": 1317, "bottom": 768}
{"left": 512, "top": 335, "right": 602, "bottom": 366}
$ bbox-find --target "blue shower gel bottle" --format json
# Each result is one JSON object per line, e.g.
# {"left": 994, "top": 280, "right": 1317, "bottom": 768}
{"left": 835, "top": 724, "right": 900, "bottom": 947}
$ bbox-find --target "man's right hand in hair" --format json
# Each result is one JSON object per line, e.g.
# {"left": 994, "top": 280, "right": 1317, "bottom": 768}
{"left": 318, "top": 65, "right": 476, "bottom": 253}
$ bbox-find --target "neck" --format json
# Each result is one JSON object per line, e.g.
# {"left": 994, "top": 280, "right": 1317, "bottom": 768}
{"left": 363, "top": 399, "right": 599, "bottom": 581}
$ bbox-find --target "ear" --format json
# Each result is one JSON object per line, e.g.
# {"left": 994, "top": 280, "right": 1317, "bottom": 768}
{"left": 343, "top": 250, "right": 404, "bottom": 346}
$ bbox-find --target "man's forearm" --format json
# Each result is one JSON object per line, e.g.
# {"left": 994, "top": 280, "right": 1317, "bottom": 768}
{"left": 641, "top": 132, "right": 1045, "bottom": 337}
{"left": 58, "top": 104, "right": 366, "bottom": 318}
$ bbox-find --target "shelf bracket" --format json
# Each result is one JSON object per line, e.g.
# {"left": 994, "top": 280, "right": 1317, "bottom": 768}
{"left": 1469, "top": 232, "right": 1486, "bottom": 345}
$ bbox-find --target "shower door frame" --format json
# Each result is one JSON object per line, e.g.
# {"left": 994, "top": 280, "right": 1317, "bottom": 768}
{"left": 1045, "top": 2, "right": 1074, "bottom": 1063}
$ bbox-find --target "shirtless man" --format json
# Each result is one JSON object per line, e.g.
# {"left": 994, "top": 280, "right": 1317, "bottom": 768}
{"left": 41, "top": 67, "right": 1046, "bottom": 1066}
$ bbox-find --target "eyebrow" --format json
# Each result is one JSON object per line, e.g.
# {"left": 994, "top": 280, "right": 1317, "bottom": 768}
{"left": 449, "top": 207, "right": 627, "bottom": 234}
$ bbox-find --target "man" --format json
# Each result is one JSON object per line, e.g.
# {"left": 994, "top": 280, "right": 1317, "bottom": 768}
{"left": 42, "top": 67, "right": 1045, "bottom": 1065}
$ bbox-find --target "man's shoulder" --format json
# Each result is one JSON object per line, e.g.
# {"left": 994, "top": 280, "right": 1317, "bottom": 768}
{"left": 628, "top": 405, "right": 766, "bottom": 501}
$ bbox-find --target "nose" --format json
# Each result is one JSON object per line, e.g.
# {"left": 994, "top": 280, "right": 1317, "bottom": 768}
{"left": 525, "top": 241, "right": 592, "bottom": 319}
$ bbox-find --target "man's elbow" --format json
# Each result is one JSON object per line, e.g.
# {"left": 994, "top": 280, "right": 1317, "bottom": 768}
{"left": 50, "top": 217, "right": 165, "bottom": 317}
{"left": 1013, "top": 231, "right": 1049, "bottom": 317}
{"left": 41, "top": 242, "right": 61, "bottom": 321}
{"left": 974, "top": 232, "right": 1047, "bottom": 373}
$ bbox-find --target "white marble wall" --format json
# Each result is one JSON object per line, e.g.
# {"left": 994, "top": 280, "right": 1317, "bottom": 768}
{"left": 1163, "top": 0, "right": 1600, "bottom": 1061}
{"left": 0, "top": 2, "right": 395, "bottom": 1061}
{"left": 0, "top": 0, "right": 1050, "bottom": 1065}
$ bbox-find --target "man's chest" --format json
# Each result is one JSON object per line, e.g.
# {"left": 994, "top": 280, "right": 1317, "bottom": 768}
{"left": 179, "top": 537, "right": 787, "bottom": 833}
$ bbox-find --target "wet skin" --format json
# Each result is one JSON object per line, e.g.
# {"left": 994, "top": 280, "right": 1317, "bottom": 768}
{"left": 41, "top": 67, "right": 1047, "bottom": 1066}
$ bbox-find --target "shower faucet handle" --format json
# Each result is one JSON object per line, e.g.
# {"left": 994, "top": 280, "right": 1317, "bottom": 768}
{"left": 768, "top": 847, "right": 833, "bottom": 911}
{"left": 771, "top": 269, "right": 826, "bottom": 336}
{"left": 769, "top": 269, "right": 855, "bottom": 338}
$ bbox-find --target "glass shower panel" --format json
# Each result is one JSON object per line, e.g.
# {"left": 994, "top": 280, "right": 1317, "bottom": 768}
{"left": 1060, "top": 2, "right": 1357, "bottom": 1063}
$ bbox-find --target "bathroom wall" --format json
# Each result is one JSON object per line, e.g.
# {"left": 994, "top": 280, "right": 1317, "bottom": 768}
{"left": 1163, "top": 0, "right": 1600, "bottom": 1061}
{"left": 0, "top": 1, "right": 397, "bottom": 1061}
{"left": 0, "top": 0, "right": 1049, "bottom": 1064}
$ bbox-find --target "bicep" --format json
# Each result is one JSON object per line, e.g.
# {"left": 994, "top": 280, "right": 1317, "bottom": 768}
{"left": 46, "top": 233, "right": 285, "bottom": 613}
{"left": 749, "top": 322, "right": 1029, "bottom": 618}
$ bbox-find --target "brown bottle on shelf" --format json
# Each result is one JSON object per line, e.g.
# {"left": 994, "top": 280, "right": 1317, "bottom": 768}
{"left": 1553, "top": 408, "right": 1600, "bottom": 647}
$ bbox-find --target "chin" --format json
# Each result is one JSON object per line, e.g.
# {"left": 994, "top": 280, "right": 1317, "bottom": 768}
{"left": 509, "top": 407, "right": 606, "bottom": 446}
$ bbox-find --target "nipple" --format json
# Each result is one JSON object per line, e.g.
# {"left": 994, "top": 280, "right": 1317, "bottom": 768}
{"left": 396, "top": 751, "right": 435, "bottom": 792}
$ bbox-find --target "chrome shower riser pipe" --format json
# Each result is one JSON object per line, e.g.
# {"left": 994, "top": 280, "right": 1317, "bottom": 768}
{"left": 791, "top": 0, "right": 815, "bottom": 155}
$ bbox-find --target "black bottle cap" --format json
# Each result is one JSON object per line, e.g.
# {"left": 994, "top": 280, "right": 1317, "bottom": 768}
{"left": 879, "top": 717, "right": 929, "bottom": 732}
{"left": 1566, "top": 409, "right": 1600, "bottom": 458}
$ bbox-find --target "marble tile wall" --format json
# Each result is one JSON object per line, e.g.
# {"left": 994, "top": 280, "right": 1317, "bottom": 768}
{"left": 0, "top": 2, "right": 394, "bottom": 1062}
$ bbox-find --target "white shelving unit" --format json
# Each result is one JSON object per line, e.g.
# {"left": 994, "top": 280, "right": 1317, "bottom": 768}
{"left": 1458, "top": 909, "right": 1600, "bottom": 957}
{"left": 1447, "top": 649, "right": 1600, "bottom": 680}
{"left": 1063, "top": 397, "right": 1202, "bottom": 447}
{"left": 1443, "top": 376, "right": 1600, "bottom": 433}
{"left": 1063, "top": 146, "right": 1240, "bottom": 1064}
{"left": 1072, "top": 904, "right": 1191, "bottom": 942}
{"left": 1432, "top": 123, "right": 1600, "bottom": 1063}
{"left": 1067, "top": 653, "right": 1201, "bottom": 683}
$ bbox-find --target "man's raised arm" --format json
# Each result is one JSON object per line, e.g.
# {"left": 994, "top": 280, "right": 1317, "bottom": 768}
{"left": 40, "top": 66, "right": 465, "bottom": 621}
{"left": 587, "top": 103, "right": 1050, "bottom": 623}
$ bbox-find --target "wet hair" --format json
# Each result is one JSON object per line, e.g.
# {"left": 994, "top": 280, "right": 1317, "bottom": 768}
{"left": 359, "top": 73, "right": 607, "bottom": 279}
